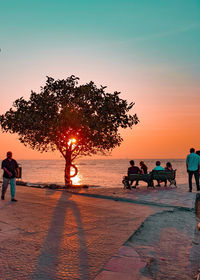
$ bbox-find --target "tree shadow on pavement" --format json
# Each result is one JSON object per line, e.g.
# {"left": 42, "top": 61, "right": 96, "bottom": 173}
{"left": 32, "top": 190, "right": 89, "bottom": 280}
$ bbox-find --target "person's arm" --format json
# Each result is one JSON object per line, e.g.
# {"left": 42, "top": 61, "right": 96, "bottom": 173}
{"left": 15, "top": 161, "right": 19, "bottom": 178}
{"left": 15, "top": 167, "right": 19, "bottom": 178}
{"left": 186, "top": 156, "right": 189, "bottom": 172}
{"left": 3, "top": 167, "right": 12, "bottom": 177}
{"left": 2, "top": 161, "right": 12, "bottom": 177}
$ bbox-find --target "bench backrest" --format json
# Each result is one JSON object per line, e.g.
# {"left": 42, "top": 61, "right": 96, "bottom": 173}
{"left": 151, "top": 170, "right": 176, "bottom": 180}
{"left": 128, "top": 174, "right": 151, "bottom": 180}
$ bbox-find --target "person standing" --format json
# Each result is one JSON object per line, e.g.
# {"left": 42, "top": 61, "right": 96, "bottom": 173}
{"left": 1, "top": 151, "right": 19, "bottom": 201}
{"left": 186, "top": 148, "right": 200, "bottom": 192}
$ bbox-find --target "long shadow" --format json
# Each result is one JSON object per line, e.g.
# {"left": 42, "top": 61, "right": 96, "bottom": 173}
{"left": 32, "top": 190, "right": 89, "bottom": 280}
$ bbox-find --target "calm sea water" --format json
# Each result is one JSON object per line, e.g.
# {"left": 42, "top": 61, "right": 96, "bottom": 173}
{"left": 0, "top": 159, "right": 188, "bottom": 188}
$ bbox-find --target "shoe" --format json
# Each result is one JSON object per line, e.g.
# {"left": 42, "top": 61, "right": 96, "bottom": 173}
{"left": 11, "top": 198, "right": 17, "bottom": 202}
{"left": 1, "top": 195, "right": 4, "bottom": 200}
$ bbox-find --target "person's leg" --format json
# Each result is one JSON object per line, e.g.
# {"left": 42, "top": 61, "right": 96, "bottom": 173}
{"left": 194, "top": 171, "right": 200, "bottom": 191}
{"left": 10, "top": 178, "right": 16, "bottom": 200}
{"left": 1, "top": 177, "right": 9, "bottom": 199}
{"left": 135, "top": 179, "right": 139, "bottom": 186}
{"left": 122, "top": 176, "right": 131, "bottom": 189}
{"left": 188, "top": 171, "right": 193, "bottom": 191}
{"left": 156, "top": 180, "right": 161, "bottom": 187}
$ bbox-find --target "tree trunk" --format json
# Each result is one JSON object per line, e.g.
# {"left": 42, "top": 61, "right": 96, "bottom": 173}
{"left": 64, "top": 153, "right": 78, "bottom": 187}
{"left": 65, "top": 154, "right": 72, "bottom": 187}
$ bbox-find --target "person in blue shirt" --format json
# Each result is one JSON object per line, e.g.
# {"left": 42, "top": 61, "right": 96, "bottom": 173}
{"left": 186, "top": 148, "right": 200, "bottom": 192}
{"left": 153, "top": 161, "right": 164, "bottom": 171}
{"left": 152, "top": 161, "right": 165, "bottom": 187}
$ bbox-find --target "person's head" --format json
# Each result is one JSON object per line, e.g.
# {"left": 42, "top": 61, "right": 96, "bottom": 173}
{"left": 130, "top": 160, "right": 135, "bottom": 166}
{"left": 140, "top": 161, "right": 144, "bottom": 166}
{"left": 196, "top": 150, "right": 200, "bottom": 156}
{"left": 7, "top": 151, "right": 12, "bottom": 159}
{"left": 166, "top": 162, "right": 172, "bottom": 168}
{"left": 156, "top": 161, "right": 161, "bottom": 166}
{"left": 190, "top": 148, "right": 195, "bottom": 153}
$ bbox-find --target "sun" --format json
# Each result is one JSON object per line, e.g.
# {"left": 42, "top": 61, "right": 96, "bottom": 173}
{"left": 68, "top": 138, "right": 76, "bottom": 146}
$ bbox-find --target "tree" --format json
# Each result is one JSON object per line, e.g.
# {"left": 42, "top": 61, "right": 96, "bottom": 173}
{"left": 0, "top": 76, "right": 139, "bottom": 186}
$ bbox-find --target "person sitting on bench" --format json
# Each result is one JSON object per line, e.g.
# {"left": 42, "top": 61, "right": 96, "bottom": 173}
{"left": 164, "top": 162, "right": 173, "bottom": 185}
{"left": 127, "top": 160, "right": 141, "bottom": 189}
{"left": 152, "top": 161, "right": 165, "bottom": 187}
{"left": 140, "top": 161, "right": 148, "bottom": 174}
{"left": 165, "top": 162, "right": 173, "bottom": 171}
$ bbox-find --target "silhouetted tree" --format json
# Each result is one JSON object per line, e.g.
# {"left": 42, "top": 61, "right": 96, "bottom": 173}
{"left": 0, "top": 76, "right": 139, "bottom": 186}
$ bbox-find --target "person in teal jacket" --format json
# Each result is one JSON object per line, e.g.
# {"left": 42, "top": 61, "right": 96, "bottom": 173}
{"left": 186, "top": 148, "right": 200, "bottom": 192}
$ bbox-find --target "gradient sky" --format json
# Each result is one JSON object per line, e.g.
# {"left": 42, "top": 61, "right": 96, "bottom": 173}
{"left": 0, "top": 0, "right": 200, "bottom": 159}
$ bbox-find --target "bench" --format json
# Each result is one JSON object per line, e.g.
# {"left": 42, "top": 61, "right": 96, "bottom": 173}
{"left": 151, "top": 170, "right": 176, "bottom": 187}
{"left": 122, "top": 170, "right": 176, "bottom": 189}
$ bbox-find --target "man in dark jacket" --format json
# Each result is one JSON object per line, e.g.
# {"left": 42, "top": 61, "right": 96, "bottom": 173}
{"left": 1, "top": 151, "right": 19, "bottom": 201}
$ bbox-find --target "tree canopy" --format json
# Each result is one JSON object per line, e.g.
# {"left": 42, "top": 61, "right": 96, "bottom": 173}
{"left": 0, "top": 76, "right": 139, "bottom": 185}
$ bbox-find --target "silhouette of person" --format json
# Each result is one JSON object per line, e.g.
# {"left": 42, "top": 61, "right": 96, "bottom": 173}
{"left": 139, "top": 161, "right": 148, "bottom": 174}
{"left": 186, "top": 148, "right": 200, "bottom": 192}
{"left": 1, "top": 151, "right": 19, "bottom": 201}
{"left": 152, "top": 161, "right": 164, "bottom": 187}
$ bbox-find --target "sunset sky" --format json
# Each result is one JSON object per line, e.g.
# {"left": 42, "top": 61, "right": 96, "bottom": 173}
{"left": 0, "top": 0, "right": 200, "bottom": 160}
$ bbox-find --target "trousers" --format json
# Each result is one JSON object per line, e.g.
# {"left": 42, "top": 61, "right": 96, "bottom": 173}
{"left": 2, "top": 177, "right": 16, "bottom": 199}
{"left": 188, "top": 170, "right": 199, "bottom": 191}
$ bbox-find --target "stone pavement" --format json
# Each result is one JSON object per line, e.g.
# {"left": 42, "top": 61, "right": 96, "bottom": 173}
{"left": 66, "top": 184, "right": 198, "bottom": 280}
{"left": 0, "top": 185, "right": 166, "bottom": 280}
{"left": 0, "top": 184, "right": 198, "bottom": 280}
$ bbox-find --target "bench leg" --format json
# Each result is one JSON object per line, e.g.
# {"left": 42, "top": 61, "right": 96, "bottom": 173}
{"left": 147, "top": 180, "right": 154, "bottom": 188}
{"left": 122, "top": 178, "right": 131, "bottom": 189}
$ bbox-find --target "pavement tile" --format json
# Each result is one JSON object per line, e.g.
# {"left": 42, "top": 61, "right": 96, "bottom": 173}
{"left": 104, "top": 255, "right": 145, "bottom": 273}
{"left": 117, "top": 246, "right": 140, "bottom": 258}
{"left": 95, "top": 270, "right": 138, "bottom": 280}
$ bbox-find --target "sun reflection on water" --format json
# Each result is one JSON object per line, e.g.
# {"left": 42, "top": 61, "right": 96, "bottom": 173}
{"left": 71, "top": 168, "right": 82, "bottom": 185}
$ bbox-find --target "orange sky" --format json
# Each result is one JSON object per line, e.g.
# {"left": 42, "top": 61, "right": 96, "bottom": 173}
{"left": 0, "top": 81, "right": 199, "bottom": 160}
{"left": 0, "top": 1, "right": 200, "bottom": 160}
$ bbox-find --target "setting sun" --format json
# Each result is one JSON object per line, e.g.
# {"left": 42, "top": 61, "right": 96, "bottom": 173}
{"left": 68, "top": 138, "right": 76, "bottom": 146}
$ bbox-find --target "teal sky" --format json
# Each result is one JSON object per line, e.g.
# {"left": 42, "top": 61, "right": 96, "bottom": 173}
{"left": 0, "top": 0, "right": 200, "bottom": 159}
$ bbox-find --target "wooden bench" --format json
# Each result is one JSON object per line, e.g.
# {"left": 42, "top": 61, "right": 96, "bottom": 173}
{"left": 151, "top": 170, "right": 176, "bottom": 187}
{"left": 122, "top": 170, "right": 176, "bottom": 189}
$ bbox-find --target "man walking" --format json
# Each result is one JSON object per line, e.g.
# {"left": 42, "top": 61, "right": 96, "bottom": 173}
{"left": 1, "top": 151, "right": 19, "bottom": 201}
{"left": 186, "top": 148, "right": 200, "bottom": 192}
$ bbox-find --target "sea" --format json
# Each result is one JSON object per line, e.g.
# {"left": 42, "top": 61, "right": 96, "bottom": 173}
{"left": 0, "top": 158, "right": 189, "bottom": 189}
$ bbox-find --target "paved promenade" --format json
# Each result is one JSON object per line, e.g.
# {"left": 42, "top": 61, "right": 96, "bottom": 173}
{"left": 0, "top": 184, "right": 198, "bottom": 279}
{"left": 67, "top": 185, "right": 198, "bottom": 280}
{"left": 67, "top": 184, "right": 196, "bottom": 209}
